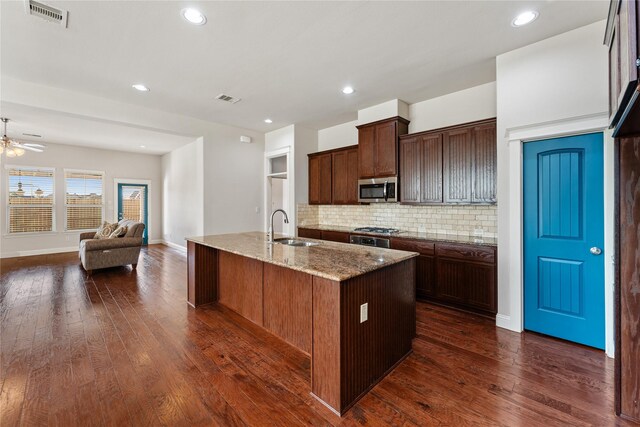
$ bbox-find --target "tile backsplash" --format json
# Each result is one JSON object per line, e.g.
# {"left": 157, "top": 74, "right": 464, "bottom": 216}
{"left": 297, "top": 203, "right": 497, "bottom": 238}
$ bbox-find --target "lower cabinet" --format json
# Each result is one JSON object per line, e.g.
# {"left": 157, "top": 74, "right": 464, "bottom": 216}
{"left": 298, "top": 227, "right": 323, "bottom": 239}
{"left": 389, "top": 238, "right": 435, "bottom": 299}
{"left": 299, "top": 228, "right": 497, "bottom": 317}
{"left": 320, "top": 230, "right": 351, "bottom": 243}
{"left": 391, "top": 238, "right": 497, "bottom": 317}
{"left": 298, "top": 227, "right": 351, "bottom": 243}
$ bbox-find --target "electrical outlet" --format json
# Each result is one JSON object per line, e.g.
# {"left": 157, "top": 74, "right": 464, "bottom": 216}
{"left": 360, "top": 303, "right": 368, "bottom": 323}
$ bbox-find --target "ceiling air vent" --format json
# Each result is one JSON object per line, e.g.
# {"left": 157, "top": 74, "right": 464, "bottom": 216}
{"left": 215, "top": 93, "right": 241, "bottom": 104}
{"left": 25, "top": 0, "right": 68, "bottom": 27}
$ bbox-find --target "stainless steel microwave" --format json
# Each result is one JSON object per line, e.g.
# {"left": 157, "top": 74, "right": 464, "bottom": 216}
{"left": 358, "top": 177, "right": 398, "bottom": 203}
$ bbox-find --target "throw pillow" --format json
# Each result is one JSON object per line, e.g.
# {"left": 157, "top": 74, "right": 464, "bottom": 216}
{"left": 94, "top": 221, "right": 118, "bottom": 239}
{"left": 108, "top": 225, "right": 128, "bottom": 239}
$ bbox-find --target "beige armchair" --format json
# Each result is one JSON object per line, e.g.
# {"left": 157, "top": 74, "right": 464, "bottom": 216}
{"left": 79, "top": 219, "right": 146, "bottom": 275}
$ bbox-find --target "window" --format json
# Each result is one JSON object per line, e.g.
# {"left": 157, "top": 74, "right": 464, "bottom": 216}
{"left": 7, "top": 167, "right": 55, "bottom": 233}
{"left": 65, "top": 170, "right": 104, "bottom": 231}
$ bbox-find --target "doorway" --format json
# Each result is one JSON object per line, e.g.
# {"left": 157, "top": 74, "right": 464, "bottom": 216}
{"left": 523, "top": 133, "right": 605, "bottom": 349}
{"left": 117, "top": 182, "right": 149, "bottom": 245}
{"left": 264, "top": 150, "right": 291, "bottom": 236}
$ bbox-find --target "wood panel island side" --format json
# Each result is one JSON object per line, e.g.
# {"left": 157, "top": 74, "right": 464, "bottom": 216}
{"left": 186, "top": 232, "right": 417, "bottom": 415}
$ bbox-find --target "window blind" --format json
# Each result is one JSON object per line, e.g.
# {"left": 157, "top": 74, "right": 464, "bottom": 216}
{"left": 65, "top": 171, "right": 104, "bottom": 230}
{"left": 8, "top": 167, "right": 55, "bottom": 233}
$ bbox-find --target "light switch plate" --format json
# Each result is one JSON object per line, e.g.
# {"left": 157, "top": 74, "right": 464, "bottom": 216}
{"left": 360, "top": 303, "right": 368, "bottom": 323}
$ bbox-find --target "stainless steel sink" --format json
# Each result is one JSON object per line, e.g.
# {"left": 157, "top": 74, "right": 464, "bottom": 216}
{"left": 272, "top": 238, "right": 320, "bottom": 247}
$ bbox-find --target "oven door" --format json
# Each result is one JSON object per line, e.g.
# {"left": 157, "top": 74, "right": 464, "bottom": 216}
{"left": 358, "top": 177, "right": 397, "bottom": 203}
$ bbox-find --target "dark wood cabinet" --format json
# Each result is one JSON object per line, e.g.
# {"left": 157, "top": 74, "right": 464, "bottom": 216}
{"left": 606, "top": 0, "right": 640, "bottom": 136}
{"left": 357, "top": 117, "right": 409, "bottom": 179}
{"left": 399, "top": 134, "right": 444, "bottom": 204}
{"left": 320, "top": 230, "right": 351, "bottom": 243}
{"left": 390, "top": 237, "right": 496, "bottom": 316}
{"left": 472, "top": 122, "right": 497, "bottom": 203}
{"left": 300, "top": 227, "right": 496, "bottom": 317}
{"left": 390, "top": 238, "right": 435, "bottom": 299}
{"left": 298, "top": 227, "right": 350, "bottom": 243}
{"left": 308, "top": 153, "right": 332, "bottom": 205}
{"left": 609, "top": 3, "right": 640, "bottom": 420}
{"left": 298, "top": 227, "right": 323, "bottom": 239}
{"left": 399, "top": 118, "right": 496, "bottom": 205}
{"left": 616, "top": 134, "right": 640, "bottom": 423}
{"left": 435, "top": 243, "right": 496, "bottom": 316}
{"left": 332, "top": 147, "right": 359, "bottom": 204}
{"left": 358, "top": 125, "right": 376, "bottom": 178}
{"left": 443, "top": 128, "right": 473, "bottom": 203}
{"left": 308, "top": 146, "right": 358, "bottom": 205}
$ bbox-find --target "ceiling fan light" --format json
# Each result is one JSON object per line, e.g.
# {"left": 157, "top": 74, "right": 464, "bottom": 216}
{"left": 6, "top": 147, "right": 17, "bottom": 158}
{"left": 0, "top": 145, "right": 3, "bottom": 154}
{"left": 14, "top": 147, "right": 25, "bottom": 156}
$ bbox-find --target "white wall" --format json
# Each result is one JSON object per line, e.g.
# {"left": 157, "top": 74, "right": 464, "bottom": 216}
{"left": 357, "top": 99, "right": 409, "bottom": 124}
{"left": 161, "top": 139, "right": 204, "bottom": 248}
{"left": 0, "top": 142, "right": 162, "bottom": 257}
{"left": 318, "top": 120, "right": 358, "bottom": 151}
{"left": 318, "top": 84, "right": 497, "bottom": 151}
{"left": 496, "top": 21, "right": 610, "bottom": 352}
{"left": 408, "top": 82, "right": 496, "bottom": 133}
{"left": 203, "top": 130, "right": 265, "bottom": 235}
{"left": 265, "top": 125, "right": 295, "bottom": 152}
{"left": 294, "top": 125, "right": 318, "bottom": 205}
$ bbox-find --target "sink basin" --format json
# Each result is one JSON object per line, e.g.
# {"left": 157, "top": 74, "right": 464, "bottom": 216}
{"left": 272, "top": 238, "right": 320, "bottom": 247}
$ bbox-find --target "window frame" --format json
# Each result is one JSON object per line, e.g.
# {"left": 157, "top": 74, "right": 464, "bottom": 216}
{"left": 63, "top": 168, "right": 105, "bottom": 232}
{"left": 5, "top": 164, "right": 56, "bottom": 235}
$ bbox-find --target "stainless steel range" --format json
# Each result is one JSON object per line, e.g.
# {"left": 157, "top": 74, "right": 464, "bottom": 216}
{"left": 350, "top": 227, "right": 400, "bottom": 248}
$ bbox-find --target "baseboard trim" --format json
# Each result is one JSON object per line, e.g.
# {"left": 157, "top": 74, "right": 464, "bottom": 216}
{"left": 1, "top": 246, "right": 78, "bottom": 259}
{"left": 149, "top": 239, "right": 164, "bottom": 245}
{"left": 162, "top": 240, "right": 187, "bottom": 252}
{"left": 496, "top": 314, "right": 522, "bottom": 332}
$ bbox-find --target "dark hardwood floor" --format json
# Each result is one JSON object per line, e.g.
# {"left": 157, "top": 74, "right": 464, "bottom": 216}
{"left": 0, "top": 245, "right": 633, "bottom": 426}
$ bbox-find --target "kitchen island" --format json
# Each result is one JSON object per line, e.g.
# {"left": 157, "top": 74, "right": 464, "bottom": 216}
{"left": 186, "top": 232, "right": 417, "bottom": 415}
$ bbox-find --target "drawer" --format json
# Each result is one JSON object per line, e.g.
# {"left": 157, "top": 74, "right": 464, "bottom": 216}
{"left": 390, "top": 238, "right": 435, "bottom": 255}
{"left": 298, "top": 228, "right": 323, "bottom": 239}
{"left": 321, "top": 230, "right": 351, "bottom": 243}
{"left": 436, "top": 243, "right": 495, "bottom": 263}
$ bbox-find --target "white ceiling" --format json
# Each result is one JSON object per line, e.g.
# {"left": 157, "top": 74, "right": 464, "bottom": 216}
{"left": 0, "top": 0, "right": 608, "bottom": 149}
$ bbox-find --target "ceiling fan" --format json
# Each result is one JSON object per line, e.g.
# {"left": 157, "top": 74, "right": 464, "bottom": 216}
{"left": 0, "top": 117, "right": 46, "bottom": 157}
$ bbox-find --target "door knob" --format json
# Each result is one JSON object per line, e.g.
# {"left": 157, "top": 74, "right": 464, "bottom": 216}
{"left": 590, "top": 247, "right": 602, "bottom": 255}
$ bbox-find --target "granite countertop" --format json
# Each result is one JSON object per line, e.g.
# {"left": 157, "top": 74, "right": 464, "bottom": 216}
{"left": 186, "top": 232, "right": 418, "bottom": 282}
{"left": 299, "top": 224, "right": 498, "bottom": 247}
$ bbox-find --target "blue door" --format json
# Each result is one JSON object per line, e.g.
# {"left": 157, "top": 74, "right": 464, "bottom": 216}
{"left": 523, "top": 133, "right": 604, "bottom": 349}
{"left": 117, "top": 183, "right": 148, "bottom": 245}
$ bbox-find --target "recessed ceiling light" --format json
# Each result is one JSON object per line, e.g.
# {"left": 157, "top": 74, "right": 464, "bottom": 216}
{"left": 140, "top": 145, "right": 146, "bottom": 149}
{"left": 512, "top": 11, "right": 538, "bottom": 27}
{"left": 181, "top": 8, "right": 206, "bottom": 25}
{"left": 132, "top": 84, "right": 150, "bottom": 92}
{"left": 264, "top": 119, "right": 273, "bottom": 124}
{"left": 342, "top": 86, "right": 355, "bottom": 95}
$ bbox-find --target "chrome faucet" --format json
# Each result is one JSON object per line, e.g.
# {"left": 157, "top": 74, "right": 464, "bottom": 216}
{"left": 269, "top": 209, "right": 289, "bottom": 243}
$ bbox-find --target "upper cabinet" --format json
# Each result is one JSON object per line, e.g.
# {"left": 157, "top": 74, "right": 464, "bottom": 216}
{"left": 332, "top": 147, "right": 359, "bottom": 204}
{"left": 308, "top": 145, "right": 358, "bottom": 205}
{"left": 399, "top": 118, "right": 496, "bottom": 205}
{"left": 606, "top": 0, "right": 640, "bottom": 136}
{"left": 308, "top": 152, "right": 332, "bottom": 205}
{"left": 357, "top": 117, "right": 410, "bottom": 179}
